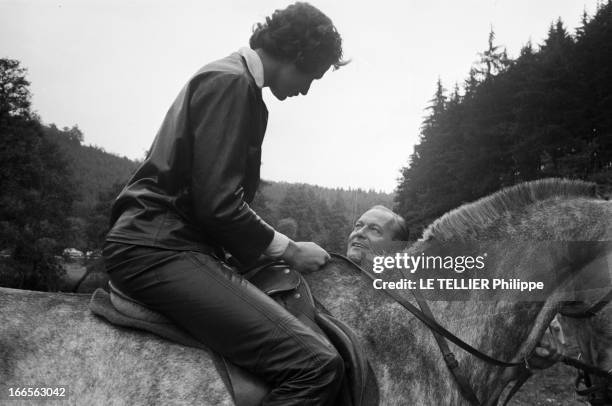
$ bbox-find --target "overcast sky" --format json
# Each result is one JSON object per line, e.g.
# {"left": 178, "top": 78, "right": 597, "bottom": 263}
{"left": 0, "top": 0, "right": 600, "bottom": 192}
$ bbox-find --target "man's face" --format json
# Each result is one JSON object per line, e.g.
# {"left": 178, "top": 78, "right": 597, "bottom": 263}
{"left": 270, "top": 62, "right": 329, "bottom": 101}
{"left": 346, "top": 208, "right": 397, "bottom": 264}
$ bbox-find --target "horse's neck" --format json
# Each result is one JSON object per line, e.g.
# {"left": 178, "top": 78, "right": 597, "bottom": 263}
{"left": 305, "top": 261, "right": 535, "bottom": 405}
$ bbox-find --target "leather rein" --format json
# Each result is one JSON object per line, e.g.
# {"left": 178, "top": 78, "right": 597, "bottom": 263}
{"left": 329, "top": 253, "right": 612, "bottom": 406}
{"left": 560, "top": 290, "right": 612, "bottom": 319}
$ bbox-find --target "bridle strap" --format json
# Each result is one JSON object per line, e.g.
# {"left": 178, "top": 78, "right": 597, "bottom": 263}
{"left": 560, "top": 356, "right": 612, "bottom": 378}
{"left": 412, "top": 288, "right": 482, "bottom": 405}
{"left": 560, "top": 289, "right": 612, "bottom": 319}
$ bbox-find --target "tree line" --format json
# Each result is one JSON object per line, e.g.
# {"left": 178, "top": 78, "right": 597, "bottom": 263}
{"left": 395, "top": 2, "right": 612, "bottom": 234}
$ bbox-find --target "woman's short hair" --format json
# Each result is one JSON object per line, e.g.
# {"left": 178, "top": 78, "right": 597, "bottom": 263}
{"left": 250, "top": 2, "right": 348, "bottom": 73}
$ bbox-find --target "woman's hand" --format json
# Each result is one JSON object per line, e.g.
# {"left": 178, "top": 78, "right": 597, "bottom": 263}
{"left": 282, "top": 241, "right": 330, "bottom": 273}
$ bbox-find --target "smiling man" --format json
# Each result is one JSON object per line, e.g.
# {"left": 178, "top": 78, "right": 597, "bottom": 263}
{"left": 104, "top": 3, "right": 349, "bottom": 406}
{"left": 346, "top": 205, "right": 410, "bottom": 265}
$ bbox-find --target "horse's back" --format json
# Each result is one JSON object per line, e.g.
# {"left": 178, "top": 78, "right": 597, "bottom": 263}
{"left": 0, "top": 288, "right": 232, "bottom": 405}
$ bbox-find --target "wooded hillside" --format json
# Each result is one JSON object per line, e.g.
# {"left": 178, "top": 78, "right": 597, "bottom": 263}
{"left": 395, "top": 2, "right": 612, "bottom": 235}
{"left": 43, "top": 124, "right": 139, "bottom": 217}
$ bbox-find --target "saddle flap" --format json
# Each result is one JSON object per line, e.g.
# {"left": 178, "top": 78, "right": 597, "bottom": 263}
{"left": 247, "top": 263, "right": 300, "bottom": 295}
{"left": 89, "top": 288, "right": 206, "bottom": 350}
{"left": 315, "top": 311, "right": 380, "bottom": 406}
{"left": 108, "top": 281, "right": 172, "bottom": 324}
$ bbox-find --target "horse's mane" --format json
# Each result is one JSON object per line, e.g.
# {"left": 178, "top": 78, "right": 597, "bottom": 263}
{"left": 421, "top": 178, "right": 598, "bottom": 241}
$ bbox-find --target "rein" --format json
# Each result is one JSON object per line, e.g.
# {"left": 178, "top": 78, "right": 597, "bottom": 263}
{"left": 559, "top": 291, "right": 612, "bottom": 405}
{"left": 329, "top": 253, "right": 612, "bottom": 406}
{"left": 560, "top": 290, "right": 612, "bottom": 319}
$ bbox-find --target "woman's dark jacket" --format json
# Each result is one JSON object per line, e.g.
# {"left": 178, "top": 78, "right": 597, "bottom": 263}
{"left": 106, "top": 53, "right": 275, "bottom": 264}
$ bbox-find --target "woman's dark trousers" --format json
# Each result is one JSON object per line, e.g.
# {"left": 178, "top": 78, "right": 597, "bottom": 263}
{"left": 103, "top": 243, "right": 344, "bottom": 406}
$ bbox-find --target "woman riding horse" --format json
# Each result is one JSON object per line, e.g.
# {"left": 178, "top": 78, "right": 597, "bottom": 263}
{"left": 103, "top": 3, "right": 348, "bottom": 405}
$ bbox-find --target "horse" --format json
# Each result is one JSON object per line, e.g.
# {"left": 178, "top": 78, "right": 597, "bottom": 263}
{"left": 1, "top": 178, "right": 610, "bottom": 405}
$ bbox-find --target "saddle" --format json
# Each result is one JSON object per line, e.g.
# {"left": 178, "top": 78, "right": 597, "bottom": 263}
{"left": 89, "top": 261, "right": 379, "bottom": 406}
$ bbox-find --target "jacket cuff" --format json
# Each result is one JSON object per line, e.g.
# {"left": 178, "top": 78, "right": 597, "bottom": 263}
{"left": 264, "top": 231, "right": 291, "bottom": 258}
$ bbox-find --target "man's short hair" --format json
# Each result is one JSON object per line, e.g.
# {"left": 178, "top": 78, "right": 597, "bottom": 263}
{"left": 371, "top": 205, "right": 409, "bottom": 241}
{"left": 249, "top": 2, "right": 348, "bottom": 74}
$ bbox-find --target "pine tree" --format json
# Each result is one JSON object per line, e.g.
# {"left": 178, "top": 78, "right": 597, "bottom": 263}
{"left": 475, "top": 28, "right": 511, "bottom": 81}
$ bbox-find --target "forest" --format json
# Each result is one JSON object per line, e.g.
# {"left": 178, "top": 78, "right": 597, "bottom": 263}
{"left": 394, "top": 2, "right": 612, "bottom": 234}
{"left": 1, "top": 2, "right": 611, "bottom": 292}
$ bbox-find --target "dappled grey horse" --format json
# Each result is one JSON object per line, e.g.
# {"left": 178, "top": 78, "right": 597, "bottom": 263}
{"left": 1, "top": 178, "right": 610, "bottom": 405}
